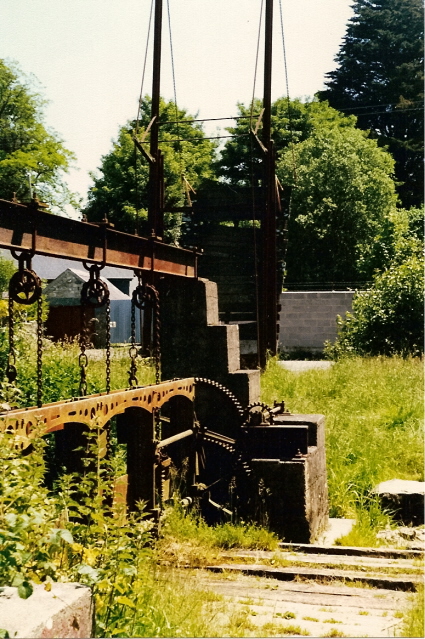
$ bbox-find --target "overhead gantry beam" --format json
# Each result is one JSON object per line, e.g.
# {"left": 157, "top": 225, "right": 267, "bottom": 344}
{"left": 0, "top": 199, "right": 198, "bottom": 277}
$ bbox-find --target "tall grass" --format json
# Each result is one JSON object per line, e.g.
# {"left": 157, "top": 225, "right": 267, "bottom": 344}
{"left": 261, "top": 357, "right": 423, "bottom": 527}
{"left": 3, "top": 325, "right": 155, "bottom": 406}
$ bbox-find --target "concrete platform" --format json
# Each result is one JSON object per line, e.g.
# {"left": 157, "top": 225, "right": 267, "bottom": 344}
{"left": 278, "top": 360, "right": 334, "bottom": 373}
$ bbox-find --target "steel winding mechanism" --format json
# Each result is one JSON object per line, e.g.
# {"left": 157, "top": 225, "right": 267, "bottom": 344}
{"left": 7, "top": 251, "right": 43, "bottom": 407}
{"left": 1, "top": 254, "right": 295, "bottom": 529}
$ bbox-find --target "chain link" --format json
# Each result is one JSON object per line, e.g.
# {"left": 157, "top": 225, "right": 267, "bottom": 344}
{"left": 105, "top": 295, "right": 111, "bottom": 394}
{"left": 6, "top": 254, "right": 43, "bottom": 402}
{"left": 6, "top": 295, "right": 17, "bottom": 384}
{"left": 151, "top": 285, "right": 161, "bottom": 385}
{"left": 131, "top": 276, "right": 161, "bottom": 385}
{"left": 36, "top": 295, "right": 43, "bottom": 407}
{"left": 128, "top": 300, "right": 138, "bottom": 387}
{"left": 79, "top": 265, "right": 110, "bottom": 396}
{"left": 79, "top": 304, "right": 89, "bottom": 397}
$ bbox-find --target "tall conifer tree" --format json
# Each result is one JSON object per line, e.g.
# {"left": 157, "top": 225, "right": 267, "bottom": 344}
{"left": 319, "top": 0, "right": 424, "bottom": 207}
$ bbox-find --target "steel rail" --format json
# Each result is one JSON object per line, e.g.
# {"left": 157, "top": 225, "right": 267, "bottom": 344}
{"left": 0, "top": 199, "right": 198, "bottom": 277}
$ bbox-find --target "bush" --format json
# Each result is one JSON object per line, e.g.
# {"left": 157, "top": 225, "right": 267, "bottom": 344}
{"left": 326, "top": 255, "right": 424, "bottom": 357}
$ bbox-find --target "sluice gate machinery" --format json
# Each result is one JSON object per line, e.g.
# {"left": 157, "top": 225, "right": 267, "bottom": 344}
{"left": 0, "top": 0, "right": 329, "bottom": 542}
{"left": 0, "top": 195, "right": 328, "bottom": 541}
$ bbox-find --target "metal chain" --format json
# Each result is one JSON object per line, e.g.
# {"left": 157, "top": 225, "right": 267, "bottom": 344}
{"left": 151, "top": 285, "right": 161, "bottom": 385}
{"left": 132, "top": 276, "right": 161, "bottom": 384}
{"left": 6, "top": 296, "right": 17, "bottom": 384}
{"left": 128, "top": 300, "right": 138, "bottom": 387}
{"left": 105, "top": 295, "right": 111, "bottom": 394}
{"left": 36, "top": 295, "right": 43, "bottom": 407}
{"left": 79, "top": 264, "right": 110, "bottom": 396}
{"left": 79, "top": 304, "right": 89, "bottom": 397}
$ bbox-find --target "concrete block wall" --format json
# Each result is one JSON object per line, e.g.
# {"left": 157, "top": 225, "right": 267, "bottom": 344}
{"left": 0, "top": 583, "right": 93, "bottom": 638}
{"left": 279, "top": 291, "right": 355, "bottom": 352}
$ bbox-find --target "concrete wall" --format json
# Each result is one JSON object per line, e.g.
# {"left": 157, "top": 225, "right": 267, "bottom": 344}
{"left": 279, "top": 291, "right": 355, "bottom": 352}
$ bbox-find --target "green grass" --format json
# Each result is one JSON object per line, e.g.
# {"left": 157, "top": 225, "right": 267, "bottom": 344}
{"left": 157, "top": 504, "right": 279, "bottom": 567}
{"left": 4, "top": 329, "right": 155, "bottom": 407}
{"left": 396, "top": 585, "right": 424, "bottom": 638}
{"left": 261, "top": 356, "right": 423, "bottom": 540}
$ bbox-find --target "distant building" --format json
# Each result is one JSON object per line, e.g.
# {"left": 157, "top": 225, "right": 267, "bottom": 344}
{"left": 44, "top": 268, "right": 140, "bottom": 346}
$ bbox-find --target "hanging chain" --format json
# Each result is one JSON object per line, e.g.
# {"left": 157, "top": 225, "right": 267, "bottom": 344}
{"left": 128, "top": 300, "right": 138, "bottom": 387}
{"left": 36, "top": 295, "right": 43, "bottom": 407}
{"left": 132, "top": 274, "right": 161, "bottom": 385}
{"left": 105, "top": 295, "right": 111, "bottom": 394}
{"left": 7, "top": 252, "right": 43, "bottom": 401}
{"left": 6, "top": 296, "right": 17, "bottom": 384}
{"left": 151, "top": 285, "right": 161, "bottom": 385}
{"left": 79, "top": 304, "right": 89, "bottom": 397}
{"left": 79, "top": 264, "right": 110, "bottom": 397}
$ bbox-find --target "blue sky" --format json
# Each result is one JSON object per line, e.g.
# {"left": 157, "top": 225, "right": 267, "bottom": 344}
{"left": 0, "top": 0, "right": 353, "bottom": 211}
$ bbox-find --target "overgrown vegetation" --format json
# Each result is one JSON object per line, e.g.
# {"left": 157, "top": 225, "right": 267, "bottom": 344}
{"left": 262, "top": 356, "right": 423, "bottom": 544}
{"left": 396, "top": 585, "right": 425, "bottom": 638}
{"left": 0, "top": 425, "right": 242, "bottom": 637}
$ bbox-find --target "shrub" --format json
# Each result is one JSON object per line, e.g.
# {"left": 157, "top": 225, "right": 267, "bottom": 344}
{"left": 326, "top": 255, "right": 424, "bottom": 357}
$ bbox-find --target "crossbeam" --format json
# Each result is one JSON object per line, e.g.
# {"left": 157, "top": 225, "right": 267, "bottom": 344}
{"left": 0, "top": 199, "right": 197, "bottom": 277}
{"left": 0, "top": 378, "right": 195, "bottom": 450}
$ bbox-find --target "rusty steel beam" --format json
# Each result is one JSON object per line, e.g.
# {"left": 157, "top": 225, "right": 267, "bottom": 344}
{"left": 0, "top": 378, "right": 195, "bottom": 450}
{"left": 0, "top": 199, "right": 197, "bottom": 277}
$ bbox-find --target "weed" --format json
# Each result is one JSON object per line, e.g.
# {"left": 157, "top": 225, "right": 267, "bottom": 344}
{"left": 321, "top": 629, "right": 347, "bottom": 638}
{"left": 324, "top": 618, "right": 343, "bottom": 624}
{"left": 303, "top": 616, "right": 319, "bottom": 622}
{"left": 261, "top": 621, "right": 311, "bottom": 636}
{"left": 226, "top": 607, "right": 256, "bottom": 635}
{"left": 396, "top": 585, "right": 424, "bottom": 637}
{"left": 358, "top": 610, "right": 369, "bottom": 615}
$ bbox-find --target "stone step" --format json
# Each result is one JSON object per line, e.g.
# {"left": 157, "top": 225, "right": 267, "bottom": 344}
{"left": 205, "top": 563, "right": 423, "bottom": 591}
{"left": 194, "top": 571, "right": 413, "bottom": 638}
{"left": 278, "top": 541, "right": 424, "bottom": 559}
{"left": 219, "top": 548, "right": 423, "bottom": 572}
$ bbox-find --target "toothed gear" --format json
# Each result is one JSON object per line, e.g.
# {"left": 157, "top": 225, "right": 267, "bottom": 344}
{"left": 242, "top": 401, "right": 274, "bottom": 427}
{"left": 194, "top": 377, "right": 244, "bottom": 422}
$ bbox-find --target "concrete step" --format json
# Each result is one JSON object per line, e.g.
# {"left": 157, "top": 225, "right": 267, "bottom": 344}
{"left": 205, "top": 562, "right": 422, "bottom": 592}
{"left": 189, "top": 542, "right": 423, "bottom": 637}
{"left": 194, "top": 570, "right": 413, "bottom": 638}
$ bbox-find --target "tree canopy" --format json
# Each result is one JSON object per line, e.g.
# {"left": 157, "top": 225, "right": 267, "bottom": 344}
{"left": 84, "top": 97, "right": 217, "bottom": 241}
{"left": 318, "top": 0, "right": 424, "bottom": 208}
{"left": 277, "top": 115, "right": 397, "bottom": 284}
{"left": 0, "top": 60, "right": 77, "bottom": 213}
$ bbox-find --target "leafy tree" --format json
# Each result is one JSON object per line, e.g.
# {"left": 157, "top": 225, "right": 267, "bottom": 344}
{"left": 357, "top": 205, "right": 424, "bottom": 278}
{"left": 218, "top": 98, "right": 360, "bottom": 187}
{"left": 0, "top": 60, "right": 78, "bottom": 213}
{"left": 318, "top": 0, "right": 424, "bottom": 208}
{"left": 325, "top": 254, "right": 424, "bottom": 357}
{"left": 277, "top": 116, "right": 397, "bottom": 283}
{"left": 84, "top": 97, "right": 217, "bottom": 241}
{"left": 217, "top": 98, "right": 315, "bottom": 186}
{"left": 0, "top": 256, "right": 15, "bottom": 295}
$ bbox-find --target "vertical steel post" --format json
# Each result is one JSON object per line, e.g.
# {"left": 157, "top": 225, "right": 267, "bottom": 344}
{"left": 148, "top": 0, "right": 164, "bottom": 240}
{"left": 259, "top": 0, "right": 278, "bottom": 368}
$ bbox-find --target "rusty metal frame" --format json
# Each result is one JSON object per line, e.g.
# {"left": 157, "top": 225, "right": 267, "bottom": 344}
{"left": 0, "top": 378, "right": 195, "bottom": 450}
{"left": 0, "top": 199, "right": 198, "bottom": 277}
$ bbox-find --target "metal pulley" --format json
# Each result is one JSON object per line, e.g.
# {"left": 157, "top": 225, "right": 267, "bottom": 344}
{"left": 81, "top": 264, "right": 109, "bottom": 307}
{"left": 9, "top": 252, "right": 42, "bottom": 306}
